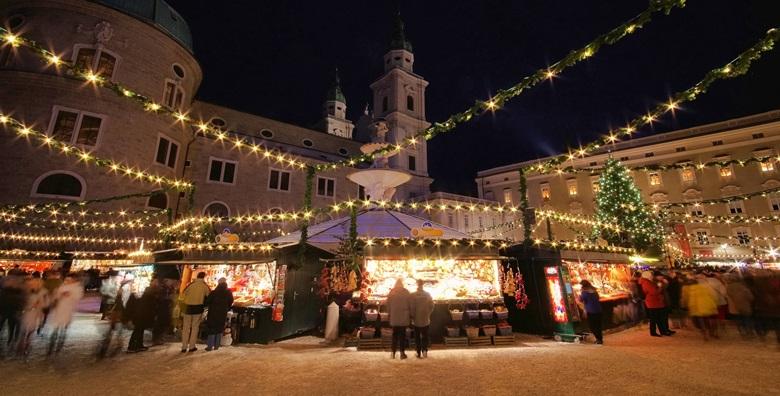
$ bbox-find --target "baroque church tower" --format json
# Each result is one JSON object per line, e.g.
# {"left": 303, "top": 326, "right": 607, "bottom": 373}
{"left": 369, "top": 13, "right": 432, "bottom": 199}
{"left": 321, "top": 69, "right": 355, "bottom": 139}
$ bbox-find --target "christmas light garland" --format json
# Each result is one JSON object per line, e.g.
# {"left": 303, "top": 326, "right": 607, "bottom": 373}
{"left": 0, "top": 232, "right": 163, "bottom": 246}
{"left": 526, "top": 28, "right": 780, "bottom": 174}
{"left": 664, "top": 212, "right": 780, "bottom": 224}
{"left": 315, "top": 0, "right": 687, "bottom": 171}
{"left": 537, "top": 209, "right": 621, "bottom": 232}
{"left": 2, "top": 211, "right": 166, "bottom": 231}
{"left": 535, "top": 155, "right": 779, "bottom": 176}
{"left": 0, "top": 28, "right": 312, "bottom": 172}
{"left": 0, "top": 114, "right": 193, "bottom": 190}
{"left": 178, "top": 242, "right": 276, "bottom": 253}
{"left": 0, "top": 207, "right": 166, "bottom": 219}
{"left": 0, "top": 190, "right": 168, "bottom": 212}
{"left": 531, "top": 238, "right": 635, "bottom": 254}
{"left": 659, "top": 185, "right": 780, "bottom": 208}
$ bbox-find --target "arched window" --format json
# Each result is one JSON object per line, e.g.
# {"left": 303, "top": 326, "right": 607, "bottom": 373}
{"left": 32, "top": 171, "right": 85, "bottom": 200}
{"left": 382, "top": 96, "right": 388, "bottom": 112}
{"left": 147, "top": 193, "right": 168, "bottom": 209}
{"left": 407, "top": 95, "right": 414, "bottom": 111}
{"left": 203, "top": 201, "right": 230, "bottom": 218}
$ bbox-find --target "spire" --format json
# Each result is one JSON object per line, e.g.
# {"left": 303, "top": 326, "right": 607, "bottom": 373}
{"left": 389, "top": 12, "right": 413, "bottom": 52}
{"left": 326, "top": 68, "right": 346, "bottom": 103}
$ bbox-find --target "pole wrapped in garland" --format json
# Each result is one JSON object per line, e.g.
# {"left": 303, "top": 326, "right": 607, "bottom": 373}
{"left": 297, "top": 166, "right": 315, "bottom": 268}
{"left": 518, "top": 168, "right": 532, "bottom": 245}
{"left": 315, "top": 0, "right": 686, "bottom": 171}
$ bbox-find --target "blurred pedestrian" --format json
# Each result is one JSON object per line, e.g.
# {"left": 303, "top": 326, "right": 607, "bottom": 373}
{"left": 578, "top": 280, "right": 603, "bottom": 344}
{"left": 99, "top": 270, "right": 120, "bottom": 320}
{"left": 38, "top": 270, "right": 62, "bottom": 335}
{"left": 126, "top": 283, "right": 156, "bottom": 353}
{"left": 47, "top": 274, "right": 84, "bottom": 356}
{"left": 17, "top": 279, "right": 49, "bottom": 357}
{"left": 180, "top": 272, "right": 210, "bottom": 353}
{"left": 205, "top": 278, "right": 233, "bottom": 351}
{"left": 98, "top": 276, "right": 132, "bottom": 358}
{"left": 0, "top": 274, "right": 25, "bottom": 350}
{"left": 752, "top": 271, "right": 780, "bottom": 344}
{"left": 151, "top": 276, "right": 176, "bottom": 345}
{"left": 386, "top": 278, "right": 411, "bottom": 360}
{"left": 639, "top": 271, "right": 673, "bottom": 337}
{"left": 705, "top": 272, "right": 728, "bottom": 332}
{"left": 410, "top": 279, "right": 434, "bottom": 357}
{"left": 726, "top": 275, "right": 754, "bottom": 337}
{"left": 682, "top": 273, "right": 718, "bottom": 340}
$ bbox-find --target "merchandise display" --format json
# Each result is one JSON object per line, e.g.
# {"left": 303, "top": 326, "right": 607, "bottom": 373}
{"left": 563, "top": 260, "right": 632, "bottom": 301}
{"left": 0, "top": 260, "right": 55, "bottom": 274}
{"left": 364, "top": 258, "right": 501, "bottom": 302}
{"left": 70, "top": 259, "right": 134, "bottom": 273}
{"left": 188, "top": 262, "right": 277, "bottom": 307}
{"left": 118, "top": 265, "right": 154, "bottom": 295}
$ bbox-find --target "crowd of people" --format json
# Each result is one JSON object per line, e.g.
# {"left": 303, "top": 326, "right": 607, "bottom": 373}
{"left": 0, "top": 266, "right": 235, "bottom": 358}
{"left": 580, "top": 267, "right": 780, "bottom": 344}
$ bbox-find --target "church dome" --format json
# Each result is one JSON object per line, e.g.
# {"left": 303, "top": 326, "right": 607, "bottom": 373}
{"left": 94, "top": 0, "right": 193, "bottom": 52}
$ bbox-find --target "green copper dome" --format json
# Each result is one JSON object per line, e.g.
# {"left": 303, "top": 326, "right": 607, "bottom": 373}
{"left": 94, "top": 0, "right": 193, "bottom": 53}
{"left": 389, "top": 12, "right": 413, "bottom": 52}
{"left": 326, "top": 70, "right": 346, "bottom": 103}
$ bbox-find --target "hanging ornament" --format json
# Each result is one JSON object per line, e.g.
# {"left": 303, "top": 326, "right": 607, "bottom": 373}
{"left": 515, "top": 272, "right": 530, "bottom": 310}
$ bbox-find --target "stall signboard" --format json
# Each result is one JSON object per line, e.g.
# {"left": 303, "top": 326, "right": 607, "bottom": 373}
{"left": 272, "top": 264, "right": 287, "bottom": 322}
{"left": 410, "top": 222, "right": 444, "bottom": 238}
{"left": 216, "top": 228, "right": 240, "bottom": 244}
{"left": 545, "top": 266, "right": 568, "bottom": 323}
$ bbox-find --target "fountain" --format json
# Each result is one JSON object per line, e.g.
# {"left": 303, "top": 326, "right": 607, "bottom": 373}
{"left": 346, "top": 120, "right": 411, "bottom": 201}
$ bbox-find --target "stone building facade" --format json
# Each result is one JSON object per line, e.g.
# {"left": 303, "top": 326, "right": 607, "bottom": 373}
{"left": 475, "top": 110, "right": 780, "bottom": 258}
{"left": 0, "top": 0, "right": 433, "bottom": 242}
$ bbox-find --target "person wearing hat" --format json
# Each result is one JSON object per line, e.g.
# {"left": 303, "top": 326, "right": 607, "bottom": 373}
{"left": 639, "top": 271, "right": 673, "bottom": 337}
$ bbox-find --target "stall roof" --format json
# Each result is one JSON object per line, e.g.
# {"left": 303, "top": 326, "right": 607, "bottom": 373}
{"left": 266, "top": 209, "right": 472, "bottom": 248}
{"left": 560, "top": 250, "right": 630, "bottom": 263}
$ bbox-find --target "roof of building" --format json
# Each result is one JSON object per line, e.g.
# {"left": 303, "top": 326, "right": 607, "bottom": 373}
{"left": 477, "top": 109, "right": 780, "bottom": 177}
{"left": 326, "top": 70, "right": 346, "bottom": 103}
{"left": 389, "top": 12, "right": 413, "bottom": 52}
{"left": 192, "top": 101, "right": 364, "bottom": 161}
{"left": 266, "top": 209, "right": 471, "bottom": 251}
{"left": 94, "top": 0, "right": 193, "bottom": 53}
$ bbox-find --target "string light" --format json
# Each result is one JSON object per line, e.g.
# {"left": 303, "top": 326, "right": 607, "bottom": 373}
{"left": 0, "top": 114, "right": 193, "bottom": 190}
{"left": 526, "top": 28, "right": 780, "bottom": 175}
{"left": 0, "top": 232, "right": 163, "bottom": 246}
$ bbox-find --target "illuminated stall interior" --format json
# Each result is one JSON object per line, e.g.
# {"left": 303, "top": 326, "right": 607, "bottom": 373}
{"left": 182, "top": 261, "right": 278, "bottom": 307}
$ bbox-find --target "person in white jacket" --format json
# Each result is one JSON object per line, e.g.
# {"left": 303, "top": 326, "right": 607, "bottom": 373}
{"left": 47, "top": 274, "right": 84, "bottom": 356}
{"left": 17, "top": 279, "right": 49, "bottom": 357}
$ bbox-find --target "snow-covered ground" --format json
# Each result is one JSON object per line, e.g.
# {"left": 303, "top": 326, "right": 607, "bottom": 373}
{"left": 1, "top": 311, "right": 778, "bottom": 396}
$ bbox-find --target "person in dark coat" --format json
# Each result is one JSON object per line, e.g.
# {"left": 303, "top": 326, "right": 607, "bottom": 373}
{"left": 0, "top": 275, "right": 25, "bottom": 350}
{"left": 578, "top": 280, "right": 604, "bottom": 344}
{"left": 205, "top": 278, "right": 233, "bottom": 351}
{"left": 126, "top": 286, "right": 157, "bottom": 353}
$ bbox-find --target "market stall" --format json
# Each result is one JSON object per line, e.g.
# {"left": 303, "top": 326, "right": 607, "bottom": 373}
{"left": 562, "top": 255, "right": 636, "bottom": 328}
{"left": 0, "top": 259, "right": 58, "bottom": 275}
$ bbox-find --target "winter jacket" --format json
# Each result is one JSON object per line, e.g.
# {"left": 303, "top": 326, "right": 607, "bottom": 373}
{"left": 205, "top": 284, "right": 234, "bottom": 334}
{"left": 705, "top": 277, "right": 728, "bottom": 306}
{"left": 182, "top": 278, "right": 210, "bottom": 314}
{"left": 20, "top": 289, "right": 49, "bottom": 332}
{"left": 682, "top": 282, "right": 717, "bottom": 317}
{"left": 579, "top": 287, "right": 602, "bottom": 314}
{"left": 48, "top": 281, "right": 84, "bottom": 328}
{"left": 386, "top": 287, "right": 412, "bottom": 327}
{"left": 726, "top": 281, "right": 754, "bottom": 316}
{"left": 639, "top": 278, "right": 666, "bottom": 309}
{"left": 100, "top": 277, "right": 120, "bottom": 305}
{"left": 409, "top": 289, "right": 434, "bottom": 327}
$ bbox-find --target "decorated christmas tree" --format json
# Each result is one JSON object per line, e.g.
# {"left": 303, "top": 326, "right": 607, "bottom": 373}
{"left": 592, "top": 157, "right": 664, "bottom": 253}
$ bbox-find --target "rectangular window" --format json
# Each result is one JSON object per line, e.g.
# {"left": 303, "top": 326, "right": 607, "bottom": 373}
{"left": 690, "top": 206, "right": 704, "bottom": 216}
{"left": 761, "top": 161, "right": 775, "bottom": 173}
{"left": 695, "top": 230, "right": 709, "bottom": 245}
{"left": 73, "top": 46, "right": 117, "bottom": 79}
{"left": 620, "top": 156, "right": 629, "bottom": 161}
{"left": 591, "top": 179, "right": 600, "bottom": 193}
{"left": 503, "top": 188, "right": 512, "bottom": 204}
{"left": 447, "top": 213, "right": 454, "bottom": 228}
{"left": 589, "top": 161, "right": 597, "bottom": 167}
{"left": 728, "top": 201, "right": 744, "bottom": 215}
{"left": 645, "top": 152, "right": 655, "bottom": 158}
{"left": 155, "top": 136, "right": 179, "bottom": 168}
{"left": 675, "top": 147, "right": 686, "bottom": 152}
{"left": 769, "top": 197, "right": 780, "bottom": 212}
{"left": 712, "top": 140, "right": 723, "bottom": 146}
{"left": 464, "top": 214, "right": 469, "bottom": 229}
{"left": 408, "top": 155, "right": 416, "bottom": 171}
{"left": 48, "top": 107, "right": 103, "bottom": 147}
{"left": 735, "top": 230, "right": 751, "bottom": 245}
{"left": 316, "top": 177, "right": 335, "bottom": 197}
{"left": 680, "top": 168, "right": 696, "bottom": 184}
{"left": 163, "top": 79, "right": 185, "bottom": 111}
{"left": 752, "top": 133, "right": 765, "bottom": 139}
{"left": 719, "top": 166, "right": 733, "bottom": 178}
{"left": 541, "top": 184, "right": 551, "bottom": 201}
{"left": 358, "top": 185, "right": 366, "bottom": 200}
{"left": 207, "top": 158, "right": 237, "bottom": 184}
{"left": 567, "top": 179, "right": 577, "bottom": 197}
{"left": 648, "top": 172, "right": 662, "bottom": 186}
{"left": 269, "top": 169, "right": 291, "bottom": 191}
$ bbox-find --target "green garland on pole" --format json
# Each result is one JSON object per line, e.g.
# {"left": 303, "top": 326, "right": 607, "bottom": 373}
{"left": 297, "top": 166, "right": 315, "bottom": 268}
{"left": 518, "top": 168, "right": 532, "bottom": 245}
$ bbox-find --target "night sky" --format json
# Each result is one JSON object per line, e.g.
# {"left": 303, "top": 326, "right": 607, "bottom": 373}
{"left": 167, "top": 1, "right": 780, "bottom": 196}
